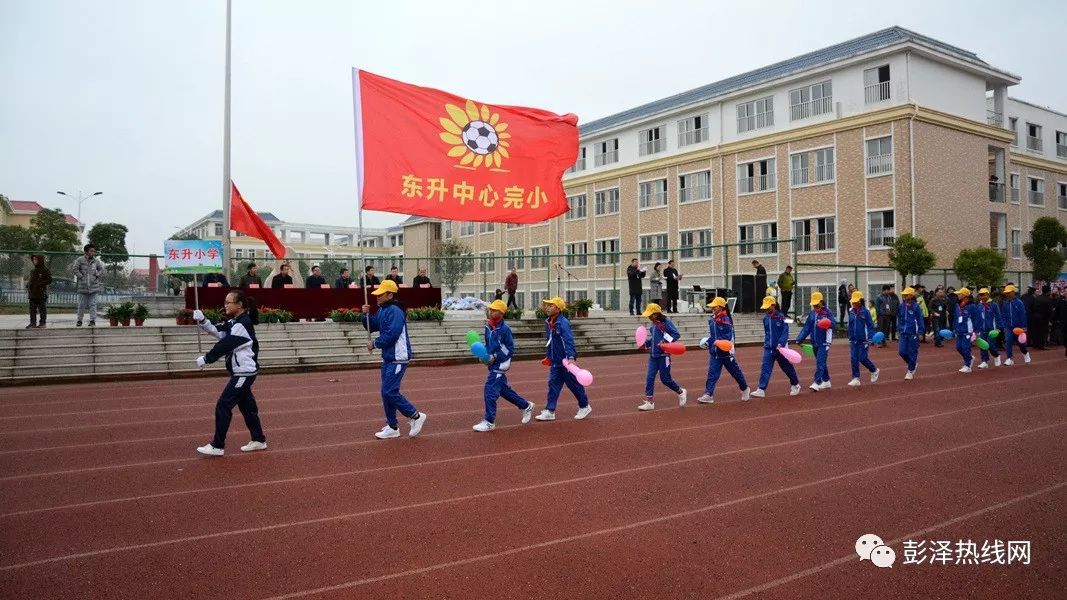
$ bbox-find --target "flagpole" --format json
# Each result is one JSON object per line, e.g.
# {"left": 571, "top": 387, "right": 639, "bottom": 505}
{"left": 193, "top": 273, "right": 202, "bottom": 354}
{"left": 221, "top": 0, "right": 233, "bottom": 282}
{"left": 352, "top": 68, "right": 372, "bottom": 352}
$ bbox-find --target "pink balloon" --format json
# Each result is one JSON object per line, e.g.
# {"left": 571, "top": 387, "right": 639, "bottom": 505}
{"left": 778, "top": 346, "right": 802, "bottom": 364}
{"left": 635, "top": 326, "right": 648, "bottom": 347}
{"left": 562, "top": 359, "right": 594, "bottom": 386}
{"left": 1018, "top": 333, "right": 1027, "bottom": 345}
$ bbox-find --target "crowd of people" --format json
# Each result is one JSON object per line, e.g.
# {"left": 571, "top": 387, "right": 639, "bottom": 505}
{"left": 196, "top": 262, "right": 432, "bottom": 290}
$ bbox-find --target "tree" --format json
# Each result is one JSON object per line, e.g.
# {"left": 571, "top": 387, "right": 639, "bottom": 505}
{"left": 30, "top": 209, "right": 80, "bottom": 254}
{"left": 0, "top": 225, "right": 36, "bottom": 287}
{"left": 953, "top": 247, "right": 1007, "bottom": 288}
{"left": 169, "top": 231, "right": 199, "bottom": 240}
{"left": 888, "top": 233, "right": 936, "bottom": 288}
{"left": 88, "top": 222, "right": 130, "bottom": 284}
{"left": 431, "top": 239, "right": 474, "bottom": 297}
{"left": 1023, "top": 216, "right": 1067, "bottom": 282}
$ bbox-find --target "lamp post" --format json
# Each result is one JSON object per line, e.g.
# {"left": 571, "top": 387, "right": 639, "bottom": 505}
{"left": 56, "top": 190, "right": 102, "bottom": 241}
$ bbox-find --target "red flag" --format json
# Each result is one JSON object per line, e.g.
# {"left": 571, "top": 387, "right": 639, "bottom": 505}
{"left": 230, "top": 182, "right": 286, "bottom": 260}
{"left": 352, "top": 69, "right": 578, "bottom": 224}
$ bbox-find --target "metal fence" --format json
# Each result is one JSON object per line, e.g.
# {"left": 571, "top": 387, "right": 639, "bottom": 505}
{"left": 0, "top": 249, "right": 167, "bottom": 306}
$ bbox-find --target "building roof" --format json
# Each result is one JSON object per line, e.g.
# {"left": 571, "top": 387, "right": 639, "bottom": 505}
{"left": 203, "top": 209, "right": 282, "bottom": 223}
{"left": 9, "top": 200, "right": 81, "bottom": 225}
{"left": 579, "top": 26, "right": 1005, "bottom": 137}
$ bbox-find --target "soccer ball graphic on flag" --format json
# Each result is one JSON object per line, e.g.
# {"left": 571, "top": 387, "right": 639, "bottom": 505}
{"left": 462, "top": 120, "right": 499, "bottom": 155}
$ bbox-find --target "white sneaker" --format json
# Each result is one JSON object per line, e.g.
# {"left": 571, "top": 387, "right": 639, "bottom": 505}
{"left": 977, "top": 362, "right": 989, "bottom": 369}
{"left": 637, "top": 400, "right": 655, "bottom": 411}
{"left": 697, "top": 394, "right": 715, "bottom": 404}
{"left": 740, "top": 388, "right": 751, "bottom": 401}
{"left": 1024, "top": 353, "right": 1031, "bottom": 364}
{"left": 750, "top": 388, "right": 766, "bottom": 398}
{"left": 1005, "top": 358, "right": 1014, "bottom": 366}
{"left": 375, "top": 425, "right": 400, "bottom": 439}
{"left": 810, "top": 382, "right": 821, "bottom": 392}
{"left": 904, "top": 370, "right": 914, "bottom": 380}
{"left": 472, "top": 420, "right": 495, "bottom": 432}
{"left": 408, "top": 412, "right": 427, "bottom": 437}
{"left": 240, "top": 441, "right": 267, "bottom": 452}
{"left": 848, "top": 378, "right": 861, "bottom": 387}
{"left": 196, "top": 444, "right": 224, "bottom": 456}
{"left": 678, "top": 388, "right": 687, "bottom": 407}
{"left": 994, "top": 356, "right": 1001, "bottom": 367}
{"left": 789, "top": 384, "right": 801, "bottom": 396}
{"left": 521, "top": 402, "right": 535, "bottom": 424}
{"left": 958, "top": 366, "right": 972, "bottom": 374}
{"left": 819, "top": 381, "right": 832, "bottom": 390}
{"left": 870, "top": 369, "right": 880, "bottom": 383}
{"left": 575, "top": 406, "right": 592, "bottom": 420}
{"left": 535, "top": 409, "right": 556, "bottom": 421}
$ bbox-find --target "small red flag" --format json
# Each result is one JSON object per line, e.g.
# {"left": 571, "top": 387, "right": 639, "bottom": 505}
{"left": 352, "top": 69, "right": 579, "bottom": 224}
{"left": 230, "top": 182, "right": 286, "bottom": 260}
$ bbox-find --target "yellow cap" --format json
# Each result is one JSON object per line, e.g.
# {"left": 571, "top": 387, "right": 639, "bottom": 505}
{"left": 371, "top": 280, "right": 399, "bottom": 295}
{"left": 760, "top": 296, "right": 777, "bottom": 310}
{"left": 809, "top": 291, "right": 824, "bottom": 306}
{"left": 1003, "top": 284, "right": 1017, "bottom": 294}
{"left": 487, "top": 299, "right": 508, "bottom": 313}
{"left": 850, "top": 291, "right": 864, "bottom": 303}
{"left": 541, "top": 296, "right": 566, "bottom": 311}
{"left": 707, "top": 297, "right": 727, "bottom": 309}
{"left": 902, "top": 287, "right": 916, "bottom": 297}
{"left": 957, "top": 287, "right": 971, "bottom": 297}
{"left": 978, "top": 287, "right": 990, "bottom": 295}
{"left": 641, "top": 303, "right": 663, "bottom": 318}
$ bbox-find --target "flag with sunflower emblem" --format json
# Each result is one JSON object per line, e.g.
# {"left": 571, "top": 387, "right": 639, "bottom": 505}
{"left": 352, "top": 69, "right": 579, "bottom": 224}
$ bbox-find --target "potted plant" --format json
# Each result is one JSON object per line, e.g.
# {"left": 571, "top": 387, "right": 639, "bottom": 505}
{"left": 330, "top": 308, "right": 364, "bottom": 323}
{"left": 174, "top": 308, "right": 193, "bottom": 325}
{"left": 504, "top": 307, "right": 523, "bottom": 320}
{"left": 118, "top": 302, "right": 135, "bottom": 326}
{"left": 106, "top": 305, "right": 123, "bottom": 327}
{"left": 132, "top": 303, "right": 149, "bottom": 326}
{"left": 572, "top": 298, "right": 593, "bottom": 318}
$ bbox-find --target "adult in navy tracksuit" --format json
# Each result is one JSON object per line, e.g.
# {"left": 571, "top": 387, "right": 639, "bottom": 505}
{"left": 193, "top": 290, "right": 267, "bottom": 456}
{"left": 637, "top": 303, "right": 686, "bottom": 411}
{"left": 796, "top": 291, "right": 836, "bottom": 391}
{"left": 999, "top": 284, "right": 1030, "bottom": 365}
{"left": 752, "top": 296, "right": 800, "bottom": 397}
{"left": 846, "top": 290, "right": 880, "bottom": 385}
{"left": 473, "top": 300, "right": 535, "bottom": 431}
{"left": 697, "top": 297, "right": 750, "bottom": 404}
{"left": 897, "top": 288, "right": 923, "bottom": 378}
{"left": 362, "top": 281, "right": 427, "bottom": 439}
{"left": 535, "top": 297, "right": 591, "bottom": 421}
{"left": 952, "top": 288, "right": 980, "bottom": 372}
{"left": 975, "top": 288, "right": 1002, "bottom": 368}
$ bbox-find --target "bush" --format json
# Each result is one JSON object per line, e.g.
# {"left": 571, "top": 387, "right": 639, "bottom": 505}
{"left": 535, "top": 306, "right": 574, "bottom": 319}
{"left": 258, "top": 307, "right": 294, "bottom": 323}
{"left": 573, "top": 298, "right": 594, "bottom": 310}
{"left": 202, "top": 308, "right": 224, "bottom": 323}
{"left": 132, "top": 303, "right": 149, "bottom": 320}
{"left": 407, "top": 306, "right": 445, "bottom": 322}
{"left": 329, "top": 308, "right": 364, "bottom": 323}
{"left": 504, "top": 307, "right": 523, "bottom": 320}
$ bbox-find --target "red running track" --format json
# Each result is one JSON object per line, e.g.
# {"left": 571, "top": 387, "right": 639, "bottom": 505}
{"left": 0, "top": 343, "right": 1064, "bottom": 599}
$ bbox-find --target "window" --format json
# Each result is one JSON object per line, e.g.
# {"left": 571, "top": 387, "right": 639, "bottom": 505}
{"left": 793, "top": 217, "right": 836, "bottom": 252}
{"left": 1010, "top": 174, "right": 1020, "bottom": 202}
{"left": 789, "top": 80, "right": 832, "bottom": 121}
{"left": 507, "top": 222, "right": 522, "bottom": 229}
{"left": 530, "top": 290, "right": 546, "bottom": 308}
{"left": 594, "top": 138, "right": 619, "bottom": 166}
{"left": 460, "top": 222, "right": 475, "bottom": 236}
{"left": 567, "top": 147, "right": 587, "bottom": 173}
{"left": 639, "top": 234, "right": 669, "bottom": 261}
{"left": 815, "top": 148, "right": 835, "bottom": 182}
{"left": 639, "top": 126, "right": 664, "bottom": 156}
{"left": 790, "top": 153, "right": 809, "bottom": 187}
{"left": 679, "top": 230, "right": 712, "bottom": 259}
{"left": 565, "top": 242, "right": 588, "bottom": 266}
{"left": 1026, "top": 123, "right": 1043, "bottom": 152}
{"left": 865, "top": 136, "right": 893, "bottom": 176}
{"left": 863, "top": 65, "right": 891, "bottom": 103}
{"left": 737, "top": 158, "right": 776, "bottom": 194}
{"left": 1060, "top": 183, "right": 1067, "bottom": 210}
{"left": 990, "top": 213, "right": 1007, "bottom": 253}
{"left": 867, "top": 210, "right": 895, "bottom": 247}
{"left": 214, "top": 223, "right": 223, "bottom": 236}
{"left": 506, "top": 249, "right": 525, "bottom": 270}
{"left": 565, "top": 290, "right": 588, "bottom": 303}
{"left": 1009, "top": 117, "right": 1018, "bottom": 146}
{"left": 444, "top": 222, "right": 453, "bottom": 239}
{"left": 479, "top": 222, "right": 495, "bottom": 233}
{"left": 1057, "top": 131, "right": 1067, "bottom": 158}
{"left": 639, "top": 179, "right": 668, "bottom": 208}
{"left": 234, "top": 248, "right": 243, "bottom": 259}
{"left": 1029, "top": 177, "right": 1044, "bottom": 206}
{"left": 480, "top": 252, "right": 495, "bottom": 273}
{"left": 737, "top": 96, "right": 774, "bottom": 133}
{"left": 679, "top": 170, "right": 711, "bottom": 202}
{"left": 594, "top": 188, "right": 620, "bottom": 215}
{"left": 530, "top": 246, "right": 549, "bottom": 269}
{"left": 1011, "top": 229, "right": 1022, "bottom": 259}
{"left": 678, "top": 114, "right": 709, "bottom": 146}
{"left": 595, "top": 239, "right": 620, "bottom": 265}
{"left": 739, "top": 223, "right": 778, "bottom": 255}
{"left": 596, "top": 289, "right": 620, "bottom": 311}
{"left": 566, "top": 194, "right": 587, "bottom": 220}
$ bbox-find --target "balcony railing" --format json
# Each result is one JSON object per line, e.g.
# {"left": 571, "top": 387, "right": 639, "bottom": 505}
{"left": 1060, "top": 194, "right": 1067, "bottom": 210}
{"left": 789, "top": 97, "right": 833, "bottom": 121}
{"left": 790, "top": 168, "right": 809, "bottom": 186}
{"left": 815, "top": 163, "right": 835, "bottom": 182}
{"left": 593, "top": 150, "right": 618, "bottom": 167}
{"left": 989, "top": 183, "right": 1005, "bottom": 203}
{"left": 678, "top": 128, "right": 708, "bottom": 146}
{"left": 639, "top": 139, "right": 664, "bottom": 156}
{"left": 1029, "top": 190, "right": 1045, "bottom": 206}
{"left": 679, "top": 185, "right": 710, "bottom": 202}
{"left": 1057, "top": 143, "right": 1067, "bottom": 158}
{"left": 639, "top": 191, "right": 667, "bottom": 208}
{"left": 816, "top": 232, "right": 836, "bottom": 251}
{"left": 868, "top": 227, "right": 895, "bottom": 247}
{"left": 738, "top": 174, "right": 775, "bottom": 194}
{"left": 566, "top": 157, "right": 586, "bottom": 173}
{"left": 738, "top": 111, "right": 774, "bottom": 133}
{"left": 866, "top": 153, "right": 893, "bottom": 176}
{"left": 864, "top": 81, "right": 891, "bottom": 104}
{"left": 1027, "top": 136, "right": 1043, "bottom": 152}
{"left": 986, "top": 110, "right": 1004, "bottom": 127}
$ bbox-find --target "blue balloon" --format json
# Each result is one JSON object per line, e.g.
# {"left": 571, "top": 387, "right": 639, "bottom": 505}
{"left": 470, "top": 342, "right": 490, "bottom": 362}
{"left": 939, "top": 329, "right": 953, "bottom": 339}
{"left": 871, "top": 331, "right": 885, "bottom": 344}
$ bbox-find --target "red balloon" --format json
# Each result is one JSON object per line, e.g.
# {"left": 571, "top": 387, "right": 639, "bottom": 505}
{"left": 817, "top": 318, "right": 832, "bottom": 330}
{"left": 659, "top": 342, "right": 687, "bottom": 355}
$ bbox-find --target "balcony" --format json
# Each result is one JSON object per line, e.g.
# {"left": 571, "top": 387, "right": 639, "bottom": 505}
{"left": 864, "top": 81, "right": 891, "bottom": 104}
{"left": 1058, "top": 143, "right": 1067, "bottom": 158}
{"left": 865, "top": 153, "right": 893, "bottom": 176}
{"left": 638, "top": 139, "right": 664, "bottom": 156}
{"left": 738, "top": 174, "right": 775, "bottom": 194}
{"left": 678, "top": 128, "right": 708, "bottom": 146}
{"left": 989, "top": 183, "right": 1005, "bottom": 203}
{"left": 790, "top": 168, "right": 809, "bottom": 187}
{"left": 986, "top": 110, "right": 1004, "bottom": 127}
{"left": 1060, "top": 194, "right": 1067, "bottom": 210}
{"left": 868, "top": 227, "right": 896, "bottom": 247}
{"left": 1027, "top": 136, "right": 1043, "bottom": 152}
{"left": 593, "top": 150, "right": 618, "bottom": 167}
{"left": 789, "top": 97, "right": 833, "bottom": 121}
{"left": 1029, "top": 190, "right": 1045, "bottom": 206}
{"left": 816, "top": 163, "right": 835, "bottom": 182}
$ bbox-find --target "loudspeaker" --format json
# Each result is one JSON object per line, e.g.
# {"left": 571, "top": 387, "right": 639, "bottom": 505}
{"left": 731, "top": 275, "right": 759, "bottom": 313}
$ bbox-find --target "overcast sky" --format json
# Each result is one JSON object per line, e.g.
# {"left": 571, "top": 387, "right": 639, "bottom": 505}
{"left": 2, "top": 0, "right": 1064, "bottom": 260}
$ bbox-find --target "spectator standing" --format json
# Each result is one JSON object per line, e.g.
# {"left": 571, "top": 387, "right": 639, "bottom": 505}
{"left": 930, "top": 287, "right": 950, "bottom": 348}
{"left": 874, "top": 285, "right": 898, "bottom": 346}
{"left": 26, "top": 254, "right": 52, "bottom": 328}
{"left": 69, "top": 243, "right": 105, "bottom": 327}
{"left": 238, "top": 263, "right": 262, "bottom": 288}
{"left": 649, "top": 262, "right": 663, "bottom": 305}
{"left": 626, "top": 258, "right": 646, "bottom": 316}
{"left": 837, "top": 280, "right": 851, "bottom": 325}
{"left": 776, "top": 265, "right": 795, "bottom": 318}
{"left": 752, "top": 260, "right": 767, "bottom": 276}
{"left": 1031, "top": 286, "right": 1052, "bottom": 350}
{"left": 504, "top": 267, "right": 519, "bottom": 309}
{"left": 305, "top": 265, "right": 326, "bottom": 288}
{"left": 663, "top": 260, "right": 681, "bottom": 313}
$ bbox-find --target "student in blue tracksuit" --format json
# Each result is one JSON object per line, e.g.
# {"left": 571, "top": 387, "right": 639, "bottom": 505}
{"left": 472, "top": 300, "right": 535, "bottom": 432}
{"left": 362, "top": 280, "right": 427, "bottom": 439}
{"left": 193, "top": 290, "right": 268, "bottom": 456}
{"left": 751, "top": 296, "right": 800, "bottom": 398}
{"left": 974, "top": 287, "right": 1002, "bottom": 368}
{"left": 535, "top": 297, "right": 592, "bottom": 421}
{"left": 952, "top": 287, "right": 980, "bottom": 373}
{"left": 846, "top": 290, "right": 880, "bottom": 387}
{"left": 897, "top": 287, "right": 923, "bottom": 380}
{"left": 637, "top": 303, "right": 687, "bottom": 411}
{"left": 796, "top": 291, "right": 836, "bottom": 391}
{"left": 697, "top": 297, "right": 750, "bottom": 404}
{"left": 999, "top": 284, "right": 1031, "bottom": 365}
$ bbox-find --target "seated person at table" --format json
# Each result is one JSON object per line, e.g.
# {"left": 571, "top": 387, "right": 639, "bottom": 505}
{"left": 385, "top": 265, "right": 403, "bottom": 284}
{"left": 202, "top": 271, "right": 230, "bottom": 287}
{"left": 238, "top": 263, "right": 262, "bottom": 288}
{"left": 363, "top": 265, "right": 381, "bottom": 287}
{"left": 335, "top": 268, "right": 353, "bottom": 289}
{"left": 270, "top": 263, "right": 294, "bottom": 288}
{"left": 412, "top": 268, "right": 432, "bottom": 287}
{"left": 306, "top": 265, "right": 326, "bottom": 288}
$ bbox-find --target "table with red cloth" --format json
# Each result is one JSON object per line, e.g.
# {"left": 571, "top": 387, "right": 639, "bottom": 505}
{"left": 185, "top": 286, "right": 442, "bottom": 319}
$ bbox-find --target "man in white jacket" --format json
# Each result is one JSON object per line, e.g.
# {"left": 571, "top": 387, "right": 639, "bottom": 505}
{"left": 68, "top": 243, "right": 105, "bottom": 327}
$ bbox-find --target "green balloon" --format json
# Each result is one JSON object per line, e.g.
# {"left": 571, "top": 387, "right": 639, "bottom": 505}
{"left": 801, "top": 343, "right": 815, "bottom": 357}
{"left": 988, "top": 329, "right": 1000, "bottom": 339}
{"left": 976, "top": 338, "right": 989, "bottom": 350}
{"left": 465, "top": 330, "right": 480, "bottom": 346}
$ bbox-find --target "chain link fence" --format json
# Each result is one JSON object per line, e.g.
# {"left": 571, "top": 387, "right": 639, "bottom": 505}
{"left": 0, "top": 249, "right": 166, "bottom": 307}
